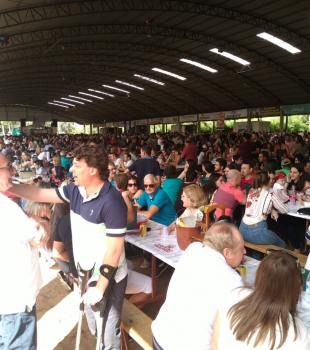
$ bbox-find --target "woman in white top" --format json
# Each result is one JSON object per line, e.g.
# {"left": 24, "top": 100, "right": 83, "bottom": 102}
{"left": 239, "top": 171, "right": 288, "bottom": 251}
{"left": 212, "top": 250, "right": 310, "bottom": 350}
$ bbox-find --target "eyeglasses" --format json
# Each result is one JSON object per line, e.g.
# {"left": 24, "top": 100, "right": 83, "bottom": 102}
{"left": 0, "top": 163, "right": 13, "bottom": 172}
{"left": 144, "top": 184, "right": 155, "bottom": 188}
{"left": 181, "top": 194, "right": 188, "bottom": 198}
{"left": 264, "top": 248, "right": 299, "bottom": 267}
{"left": 128, "top": 183, "right": 138, "bottom": 187}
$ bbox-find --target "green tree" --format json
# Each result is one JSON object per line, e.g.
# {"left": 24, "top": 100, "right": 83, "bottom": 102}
{"left": 58, "top": 122, "right": 78, "bottom": 134}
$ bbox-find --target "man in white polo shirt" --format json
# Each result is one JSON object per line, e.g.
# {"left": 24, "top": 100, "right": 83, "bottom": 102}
{"left": 152, "top": 222, "right": 245, "bottom": 350}
{"left": 0, "top": 153, "right": 45, "bottom": 349}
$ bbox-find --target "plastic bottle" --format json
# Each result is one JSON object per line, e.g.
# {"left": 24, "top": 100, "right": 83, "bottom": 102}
{"left": 304, "top": 254, "right": 310, "bottom": 297}
{"left": 305, "top": 273, "right": 310, "bottom": 303}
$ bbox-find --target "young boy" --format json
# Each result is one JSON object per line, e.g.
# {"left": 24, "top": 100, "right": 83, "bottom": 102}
{"left": 273, "top": 171, "right": 289, "bottom": 203}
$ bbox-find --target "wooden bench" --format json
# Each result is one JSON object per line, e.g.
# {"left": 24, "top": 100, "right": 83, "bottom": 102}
{"left": 244, "top": 241, "right": 307, "bottom": 267}
{"left": 121, "top": 299, "right": 153, "bottom": 350}
{"left": 190, "top": 236, "right": 307, "bottom": 267}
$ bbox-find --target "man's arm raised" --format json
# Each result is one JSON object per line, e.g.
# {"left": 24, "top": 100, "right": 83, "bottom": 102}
{"left": 8, "top": 184, "right": 63, "bottom": 203}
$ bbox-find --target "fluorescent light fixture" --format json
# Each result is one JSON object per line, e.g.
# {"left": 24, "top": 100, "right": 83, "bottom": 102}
{"left": 257, "top": 32, "right": 301, "bottom": 54}
{"left": 152, "top": 68, "right": 186, "bottom": 80}
{"left": 68, "top": 95, "right": 93, "bottom": 102}
{"left": 88, "top": 89, "right": 114, "bottom": 97}
{"left": 54, "top": 100, "right": 75, "bottom": 107}
{"left": 134, "top": 74, "right": 165, "bottom": 85}
{"left": 61, "top": 97, "right": 84, "bottom": 105}
{"left": 210, "top": 48, "right": 250, "bottom": 65}
{"left": 102, "top": 85, "right": 130, "bottom": 93}
{"left": 48, "top": 102, "right": 67, "bottom": 108}
{"left": 180, "top": 58, "right": 218, "bottom": 73}
{"left": 115, "top": 80, "right": 144, "bottom": 90}
{"left": 79, "top": 92, "right": 104, "bottom": 100}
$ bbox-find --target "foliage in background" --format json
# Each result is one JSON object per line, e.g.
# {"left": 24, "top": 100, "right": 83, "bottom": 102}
{"left": 0, "top": 115, "right": 309, "bottom": 135}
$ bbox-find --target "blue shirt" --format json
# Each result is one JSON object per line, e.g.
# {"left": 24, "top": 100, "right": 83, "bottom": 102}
{"left": 162, "top": 178, "right": 183, "bottom": 205}
{"left": 137, "top": 187, "right": 176, "bottom": 226}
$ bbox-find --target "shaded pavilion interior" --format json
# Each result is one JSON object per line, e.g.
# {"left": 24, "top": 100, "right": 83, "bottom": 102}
{"left": 0, "top": 0, "right": 309, "bottom": 125}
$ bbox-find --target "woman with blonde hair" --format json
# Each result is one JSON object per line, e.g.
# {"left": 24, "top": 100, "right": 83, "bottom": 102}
{"left": 212, "top": 251, "right": 309, "bottom": 350}
{"left": 167, "top": 184, "right": 205, "bottom": 232}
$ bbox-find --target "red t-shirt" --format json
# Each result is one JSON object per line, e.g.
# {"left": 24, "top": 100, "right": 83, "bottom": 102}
{"left": 181, "top": 144, "right": 198, "bottom": 161}
{"left": 240, "top": 175, "right": 254, "bottom": 191}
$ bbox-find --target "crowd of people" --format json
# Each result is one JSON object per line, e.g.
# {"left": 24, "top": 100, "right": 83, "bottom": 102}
{"left": 1, "top": 128, "right": 310, "bottom": 349}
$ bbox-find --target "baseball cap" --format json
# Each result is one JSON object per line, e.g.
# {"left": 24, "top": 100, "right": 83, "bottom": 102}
{"left": 281, "top": 158, "right": 291, "bottom": 167}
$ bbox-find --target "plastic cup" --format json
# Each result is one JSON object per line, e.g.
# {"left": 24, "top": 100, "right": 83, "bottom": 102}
{"left": 161, "top": 226, "right": 169, "bottom": 240}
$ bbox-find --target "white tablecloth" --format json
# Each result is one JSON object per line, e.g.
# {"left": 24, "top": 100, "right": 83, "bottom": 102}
{"left": 126, "top": 220, "right": 183, "bottom": 268}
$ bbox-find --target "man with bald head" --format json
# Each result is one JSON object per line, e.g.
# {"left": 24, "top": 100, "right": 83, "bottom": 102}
{"left": 152, "top": 222, "right": 245, "bottom": 350}
{"left": 213, "top": 169, "right": 246, "bottom": 218}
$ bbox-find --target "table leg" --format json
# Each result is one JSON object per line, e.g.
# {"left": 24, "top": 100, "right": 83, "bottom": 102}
{"left": 133, "top": 255, "right": 166, "bottom": 307}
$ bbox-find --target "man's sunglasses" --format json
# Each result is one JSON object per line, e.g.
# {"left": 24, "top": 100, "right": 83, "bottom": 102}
{"left": 144, "top": 184, "right": 155, "bottom": 188}
{"left": 128, "top": 183, "right": 138, "bottom": 187}
{"left": 264, "top": 248, "right": 299, "bottom": 267}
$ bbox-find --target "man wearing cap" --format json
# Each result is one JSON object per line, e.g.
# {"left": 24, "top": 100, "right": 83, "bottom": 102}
{"left": 276, "top": 158, "right": 291, "bottom": 176}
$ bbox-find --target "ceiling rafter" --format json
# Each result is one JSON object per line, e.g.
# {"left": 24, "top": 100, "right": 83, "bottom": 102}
{"left": 0, "top": 103, "right": 83, "bottom": 124}
{"left": 0, "top": 64, "right": 210, "bottom": 112}
{"left": 3, "top": 85, "right": 149, "bottom": 121}
{"left": 0, "top": 69, "right": 189, "bottom": 117}
{"left": 0, "top": 1, "right": 308, "bottom": 48}
{"left": 0, "top": 41, "right": 281, "bottom": 105}
{"left": 0, "top": 53, "right": 242, "bottom": 108}
{"left": 4, "top": 24, "right": 309, "bottom": 95}
{"left": 3, "top": 81, "right": 179, "bottom": 115}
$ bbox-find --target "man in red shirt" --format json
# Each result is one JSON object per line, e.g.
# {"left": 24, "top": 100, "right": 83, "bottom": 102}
{"left": 181, "top": 138, "right": 198, "bottom": 162}
{"left": 240, "top": 162, "right": 254, "bottom": 192}
{"left": 238, "top": 133, "right": 253, "bottom": 162}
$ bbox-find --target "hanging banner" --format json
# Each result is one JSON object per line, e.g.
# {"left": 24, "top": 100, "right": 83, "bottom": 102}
{"left": 126, "top": 121, "right": 130, "bottom": 131}
{"left": 216, "top": 114, "right": 225, "bottom": 129}
{"left": 148, "top": 117, "right": 163, "bottom": 124}
{"left": 135, "top": 119, "right": 148, "bottom": 125}
{"left": 33, "top": 117, "right": 46, "bottom": 126}
{"left": 93, "top": 123, "right": 106, "bottom": 127}
{"left": 114, "top": 121, "right": 124, "bottom": 127}
{"left": 223, "top": 109, "right": 247, "bottom": 119}
{"left": 179, "top": 114, "right": 197, "bottom": 122}
{"left": 248, "top": 106, "right": 280, "bottom": 117}
{"left": 163, "top": 116, "right": 179, "bottom": 123}
{"left": 199, "top": 113, "right": 220, "bottom": 121}
{"left": 281, "top": 103, "right": 310, "bottom": 115}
